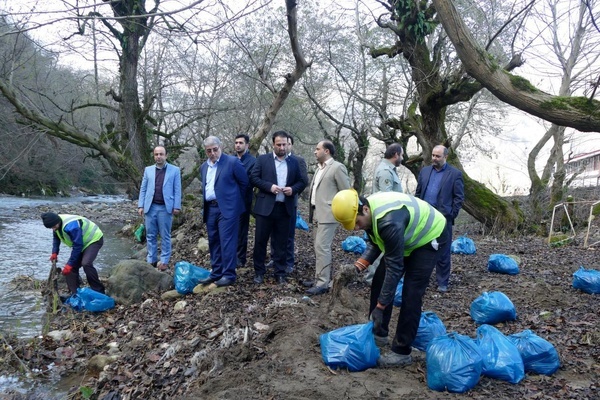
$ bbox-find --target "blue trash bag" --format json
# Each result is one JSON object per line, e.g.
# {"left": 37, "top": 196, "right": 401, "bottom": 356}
{"left": 508, "top": 330, "right": 560, "bottom": 375}
{"left": 296, "top": 213, "right": 309, "bottom": 231}
{"left": 341, "top": 236, "right": 367, "bottom": 255}
{"left": 319, "top": 321, "right": 380, "bottom": 372}
{"left": 174, "top": 261, "right": 211, "bottom": 294}
{"left": 475, "top": 324, "right": 525, "bottom": 384}
{"left": 487, "top": 254, "right": 520, "bottom": 275}
{"left": 470, "top": 291, "right": 517, "bottom": 325}
{"left": 393, "top": 278, "right": 404, "bottom": 307}
{"left": 65, "top": 293, "right": 85, "bottom": 311}
{"left": 572, "top": 266, "right": 600, "bottom": 294}
{"left": 451, "top": 236, "right": 476, "bottom": 254}
{"left": 66, "top": 288, "right": 115, "bottom": 312}
{"left": 413, "top": 311, "right": 447, "bottom": 352}
{"left": 427, "top": 332, "right": 483, "bottom": 393}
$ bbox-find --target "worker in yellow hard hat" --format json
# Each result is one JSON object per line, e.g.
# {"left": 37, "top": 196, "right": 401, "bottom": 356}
{"left": 331, "top": 189, "right": 448, "bottom": 368}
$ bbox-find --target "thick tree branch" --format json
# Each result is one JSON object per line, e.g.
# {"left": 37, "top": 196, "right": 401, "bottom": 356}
{"left": 432, "top": 0, "right": 600, "bottom": 132}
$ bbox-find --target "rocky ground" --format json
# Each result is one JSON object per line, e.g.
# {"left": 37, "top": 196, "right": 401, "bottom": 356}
{"left": 1, "top": 198, "right": 599, "bottom": 400}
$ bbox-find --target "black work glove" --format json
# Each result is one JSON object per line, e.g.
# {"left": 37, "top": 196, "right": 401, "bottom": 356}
{"left": 370, "top": 307, "right": 384, "bottom": 333}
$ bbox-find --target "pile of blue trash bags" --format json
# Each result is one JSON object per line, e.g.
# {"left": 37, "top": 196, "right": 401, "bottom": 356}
{"left": 320, "top": 288, "right": 562, "bottom": 393}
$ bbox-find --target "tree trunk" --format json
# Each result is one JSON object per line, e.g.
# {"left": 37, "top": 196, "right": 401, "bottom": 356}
{"left": 432, "top": 0, "right": 600, "bottom": 132}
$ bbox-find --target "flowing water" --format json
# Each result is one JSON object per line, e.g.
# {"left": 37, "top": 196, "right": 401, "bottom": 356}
{"left": 0, "top": 194, "right": 136, "bottom": 396}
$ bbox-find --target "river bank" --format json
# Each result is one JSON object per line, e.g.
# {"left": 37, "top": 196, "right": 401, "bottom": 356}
{"left": 1, "top": 198, "right": 599, "bottom": 399}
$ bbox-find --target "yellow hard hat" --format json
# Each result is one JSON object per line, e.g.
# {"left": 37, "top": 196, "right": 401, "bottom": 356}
{"left": 332, "top": 189, "right": 359, "bottom": 230}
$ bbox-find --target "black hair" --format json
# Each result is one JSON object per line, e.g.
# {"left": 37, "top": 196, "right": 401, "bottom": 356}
{"left": 357, "top": 195, "right": 369, "bottom": 216}
{"left": 384, "top": 143, "right": 403, "bottom": 159}
{"left": 235, "top": 133, "right": 250, "bottom": 144}
{"left": 287, "top": 134, "right": 294, "bottom": 145}
{"left": 322, "top": 140, "right": 335, "bottom": 157}
{"left": 272, "top": 130, "right": 289, "bottom": 143}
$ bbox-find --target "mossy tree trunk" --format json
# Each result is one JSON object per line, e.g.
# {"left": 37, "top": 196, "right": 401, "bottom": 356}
{"left": 371, "top": 1, "right": 524, "bottom": 232}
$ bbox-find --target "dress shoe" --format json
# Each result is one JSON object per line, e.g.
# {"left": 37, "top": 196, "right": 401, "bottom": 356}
{"left": 275, "top": 275, "right": 287, "bottom": 285}
{"left": 198, "top": 276, "right": 215, "bottom": 285}
{"left": 214, "top": 277, "right": 235, "bottom": 287}
{"left": 302, "top": 280, "right": 315, "bottom": 288}
{"left": 151, "top": 261, "right": 157, "bottom": 268}
{"left": 306, "top": 285, "right": 329, "bottom": 296}
{"left": 253, "top": 274, "right": 264, "bottom": 284}
{"left": 158, "top": 262, "right": 168, "bottom": 271}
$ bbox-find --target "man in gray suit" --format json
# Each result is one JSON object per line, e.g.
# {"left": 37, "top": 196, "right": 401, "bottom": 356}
{"left": 138, "top": 145, "right": 182, "bottom": 271}
{"left": 306, "top": 140, "right": 350, "bottom": 295}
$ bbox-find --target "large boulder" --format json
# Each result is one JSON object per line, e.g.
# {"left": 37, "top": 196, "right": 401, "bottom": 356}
{"left": 106, "top": 260, "right": 173, "bottom": 305}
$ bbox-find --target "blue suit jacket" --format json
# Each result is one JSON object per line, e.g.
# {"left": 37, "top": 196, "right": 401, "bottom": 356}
{"left": 200, "top": 154, "right": 249, "bottom": 222}
{"left": 138, "top": 162, "right": 182, "bottom": 214}
{"left": 251, "top": 153, "right": 307, "bottom": 217}
{"left": 415, "top": 163, "right": 464, "bottom": 223}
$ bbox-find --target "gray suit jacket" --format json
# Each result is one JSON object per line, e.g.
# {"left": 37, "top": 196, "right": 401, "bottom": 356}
{"left": 308, "top": 159, "right": 350, "bottom": 224}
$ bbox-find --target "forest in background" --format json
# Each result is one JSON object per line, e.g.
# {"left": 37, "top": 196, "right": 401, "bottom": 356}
{"left": 0, "top": 0, "right": 599, "bottom": 232}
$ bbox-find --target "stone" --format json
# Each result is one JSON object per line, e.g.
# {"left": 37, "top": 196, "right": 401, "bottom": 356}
{"left": 88, "top": 354, "right": 119, "bottom": 373}
{"left": 161, "top": 290, "right": 183, "bottom": 300}
{"left": 47, "top": 329, "right": 72, "bottom": 342}
{"left": 106, "top": 260, "right": 173, "bottom": 305}
{"left": 174, "top": 300, "right": 187, "bottom": 311}
{"left": 197, "top": 237, "right": 209, "bottom": 253}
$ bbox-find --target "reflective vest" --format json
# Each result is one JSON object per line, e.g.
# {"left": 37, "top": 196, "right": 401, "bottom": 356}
{"left": 55, "top": 214, "right": 103, "bottom": 250}
{"left": 367, "top": 192, "right": 446, "bottom": 256}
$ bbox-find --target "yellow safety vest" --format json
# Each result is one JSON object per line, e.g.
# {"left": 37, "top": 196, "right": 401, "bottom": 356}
{"left": 55, "top": 214, "right": 103, "bottom": 250}
{"left": 367, "top": 192, "right": 445, "bottom": 256}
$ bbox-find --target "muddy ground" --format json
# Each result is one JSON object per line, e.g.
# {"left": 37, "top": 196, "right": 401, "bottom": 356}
{"left": 2, "top": 199, "right": 599, "bottom": 400}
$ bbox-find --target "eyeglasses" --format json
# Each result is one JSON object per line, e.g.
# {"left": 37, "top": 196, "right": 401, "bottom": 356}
{"left": 205, "top": 147, "right": 219, "bottom": 154}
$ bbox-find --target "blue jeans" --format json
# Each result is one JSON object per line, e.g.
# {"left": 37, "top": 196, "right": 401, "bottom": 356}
{"left": 145, "top": 203, "right": 173, "bottom": 264}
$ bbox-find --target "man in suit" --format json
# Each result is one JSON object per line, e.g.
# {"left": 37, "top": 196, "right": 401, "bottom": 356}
{"left": 198, "top": 136, "right": 248, "bottom": 287}
{"left": 138, "top": 145, "right": 182, "bottom": 271}
{"left": 415, "top": 145, "right": 464, "bottom": 292}
{"left": 234, "top": 133, "right": 256, "bottom": 269}
{"left": 306, "top": 140, "right": 350, "bottom": 296}
{"left": 251, "top": 130, "right": 307, "bottom": 284}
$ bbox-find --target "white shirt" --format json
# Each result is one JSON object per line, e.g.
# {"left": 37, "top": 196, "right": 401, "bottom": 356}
{"left": 204, "top": 157, "right": 220, "bottom": 201}
{"left": 274, "top": 152, "right": 288, "bottom": 202}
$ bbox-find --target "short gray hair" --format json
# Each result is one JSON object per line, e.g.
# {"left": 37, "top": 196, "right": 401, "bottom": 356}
{"left": 203, "top": 136, "right": 222, "bottom": 147}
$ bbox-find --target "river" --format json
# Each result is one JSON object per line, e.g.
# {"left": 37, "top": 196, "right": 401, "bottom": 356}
{"left": 0, "top": 194, "right": 136, "bottom": 396}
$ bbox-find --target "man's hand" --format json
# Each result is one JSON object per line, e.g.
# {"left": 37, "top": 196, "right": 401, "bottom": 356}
{"left": 138, "top": 207, "right": 144, "bottom": 217}
{"left": 62, "top": 264, "right": 73, "bottom": 276}
{"left": 49, "top": 253, "right": 58, "bottom": 262}
{"left": 354, "top": 258, "right": 370, "bottom": 273}
{"left": 370, "top": 304, "right": 385, "bottom": 333}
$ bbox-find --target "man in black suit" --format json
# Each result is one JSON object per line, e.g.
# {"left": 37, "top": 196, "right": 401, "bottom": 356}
{"left": 415, "top": 145, "right": 464, "bottom": 292}
{"left": 251, "top": 131, "right": 307, "bottom": 284}
{"left": 234, "top": 133, "right": 256, "bottom": 269}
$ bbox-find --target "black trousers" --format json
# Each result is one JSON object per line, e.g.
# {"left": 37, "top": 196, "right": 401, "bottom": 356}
{"left": 65, "top": 237, "right": 105, "bottom": 295}
{"left": 369, "top": 230, "right": 448, "bottom": 355}
{"left": 253, "top": 203, "right": 291, "bottom": 278}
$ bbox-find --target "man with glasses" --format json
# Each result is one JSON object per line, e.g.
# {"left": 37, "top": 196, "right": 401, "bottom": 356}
{"left": 251, "top": 131, "right": 307, "bottom": 284}
{"left": 198, "top": 136, "right": 249, "bottom": 287}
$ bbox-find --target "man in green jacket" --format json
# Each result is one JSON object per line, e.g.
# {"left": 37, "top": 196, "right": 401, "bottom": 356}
{"left": 42, "top": 212, "right": 105, "bottom": 295}
{"left": 331, "top": 190, "right": 448, "bottom": 367}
